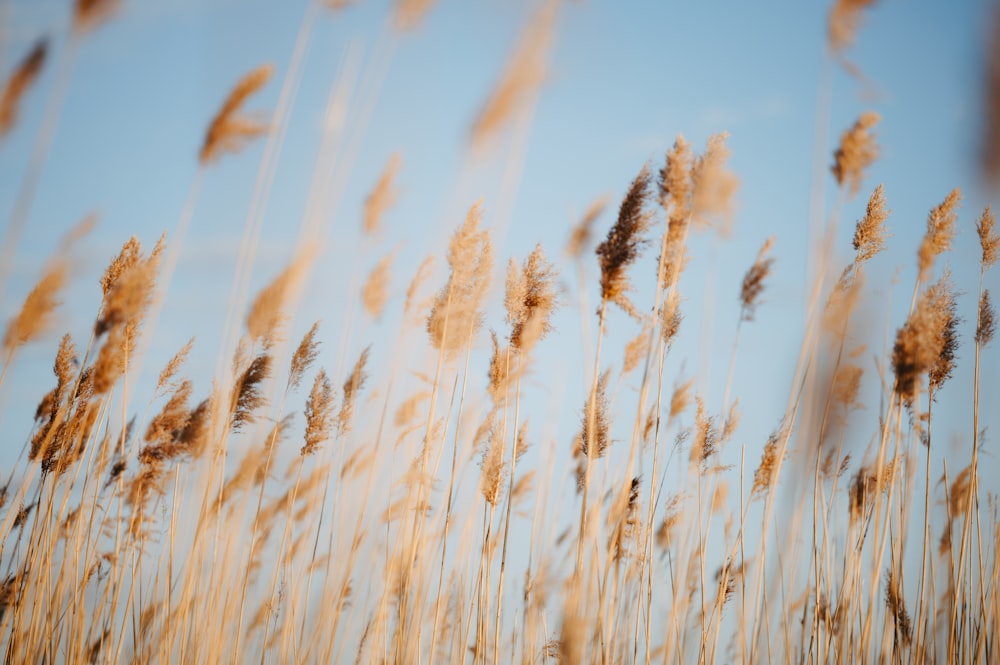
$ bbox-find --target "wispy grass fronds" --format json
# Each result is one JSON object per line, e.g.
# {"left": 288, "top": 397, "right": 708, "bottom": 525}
{"left": 579, "top": 369, "right": 611, "bottom": 459}
{"left": 977, "top": 290, "right": 996, "bottom": 346}
{"left": 363, "top": 154, "right": 402, "bottom": 235}
{"left": 828, "top": 0, "right": 879, "bottom": 53}
{"left": 566, "top": 196, "right": 609, "bottom": 259}
{"left": 470, "top": 0, "right": 558, "bottom": 147}
{"left": 3, "top": 262, "right": 66, "bottom": 353}
{"left": 853, "top": 184, "right": 890, "bottom": 262}
{"left": 690, "top": 132, "right": 738, "bottom": 232}
{"left": 504, "top": 243, "right": 558, "bottom": 351}
{"left": 831, "top": 111, "right": 880, "bottom": 197}
{"left": 892, "top": 272, "right": 957, "bottom": 406}
{"left": 337, "top": 346, "right": 370, "bottom": 437}
{"left": 977, "top": 205, "right": 999, "bottom": 270}
{"left": 362, "top": 254, "right": 393, "bottom": 320}
{"left": 0, "top": 39, "right": 47, "bottom": 140}
{"left": 739, "top": 237, "right": 775, "bottom": 322}
{"left": 200, "top": 64, "right": 274, "bottom": 164}
{"left": 596, "top": 165, "right": 653, "bottom": 317}
{"left": 302, "top": 369, "right": 335, "bottom": 456}
{"left": 917, "top": 188, "right": 960, "bottom": 281}
{"left": 73, "top": 0, "right": 120, "bottom": 33}
{"left": 427, "top": 203, "right": 492, "bottom": 355}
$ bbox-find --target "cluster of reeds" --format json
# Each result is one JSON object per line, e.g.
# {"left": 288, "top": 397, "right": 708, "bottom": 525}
{"left": 0, "top": 0, "right": 998, "bottom": 663}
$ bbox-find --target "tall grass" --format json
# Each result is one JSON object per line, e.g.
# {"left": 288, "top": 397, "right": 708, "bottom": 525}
{"left": 0, "top": 1, "right": 998, "bottom": 663}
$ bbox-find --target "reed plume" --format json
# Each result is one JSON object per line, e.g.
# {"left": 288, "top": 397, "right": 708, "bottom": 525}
{"left": 977, "top": 205, "right": 999, "bottom": 270}
{"left": 596, "top": 165, "right": 653, "bottom": 317}
{"left": 690, "top": 132, "right": 738, "bottom": 232}
{"left": 200, "top": 64, "right": 274, "bottom": 164}
{"left": 739, "top": 237, "right": 775, "bottom": 322}
{"left": 504, "top": 243, "right": 558, "bottom": 351}
{"left": 3, "top": 262, "right": 66, "bottom": 353}
{"left": 288, "top": 321, "right": 321, "bottom": 391}
{"left": 566, "top": 196, "right": 609, "bottom": 259}
{"left": 831, "top": 111, "right": 880, "bottom": 197}
{"left": 427, "top": 203, "right": 493, "bottom": 355}
{"left": 302, "top": 369, "right": 335, "bottom": 456}
{"left": 337, "top": 346, "right": 370, "bottom": 437}
{"left": 828, "top": 0, "right": 879, "bottom": 53}
{"left": 977, "top": 290, "right": 996, "bottom": 346}
{"left": 852, "top": 184, "right": 890, "bottom": 262}
{"left": 74, "top": 0, "right": 120, "bottom": 32}
{"left": 362, "top": 254, "right": 393, "bottom": 320}
{"left": 363, "top": 154, "right": 402, "bottom": 235}
{"left": 917, "top": 188, "right": 960, "bottom": 281}
{"left": 470, "top": 0, "right": 558, "bottom": 147}
{"left": 0, "top": 39, "right": 47, "bottom": 140}
{"left": 892, "top": 272, "right": 957, "bottom": 406}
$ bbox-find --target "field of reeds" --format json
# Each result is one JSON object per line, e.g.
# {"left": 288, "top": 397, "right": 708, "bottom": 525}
{"left": 0, "top": 0, "right": 998, "bottom": 663}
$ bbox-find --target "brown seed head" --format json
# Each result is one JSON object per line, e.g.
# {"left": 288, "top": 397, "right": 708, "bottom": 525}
{"left": 740, "top": 237, "right": 776, "bottom": 322}
{"left": 74, "top": 0, "right": 119, "bottom": 32}
{"left": 828, "top": 0, "right": 879, "bottom": 53}
{"left": 852, "top": 184, "right": 890, "bottom": 262}
{"left": 977, "top": 206, "right": 1000, "bottom": 270}
{"left": 3, "top": 263, "right": 67, "bottom": 352}
{"left": 504, "top": 244, "right": 558, "bottom": 350}
{"left": 363, "top": 154, "right": 402, "bottom": 235}
{"left": 597, "top": 164, "right": 654, "bottom": 315}
{"left": 362, "top": 254, "right": 393, "bottom": 320}
{"left": 566, "top": 196, "right": 609, "bottom": 259}
{"left": 288, "top": 322, "right": 321, "bottom": 391}
{"left": 977, "top": 290, "right": 996, "bottom": 347}
{"left": 302, "top": 369, "right": 335, "bottom": 456}
{"left": 580, "top": 369, "right": 611, "bottom": 458}
{"left": 0, "top": 39, "right": 47, "bottom": 140}
{"left": 917, "top": 189, "right": 960, "bottom": 281}
{"left": 691, "top": 133, "right": 738, "bottom": 233}
{"left": 337, "top": 346, "right": 370, "bottom": 437}
{"left": 831, "top": 111, "right": 880, "bottom": 197}
{"left": 200, "top": 64, "right": 273, "bottom": 164}
{"left": 892, "top": 272, "right": 957, "bottom": 406}
{"left": 427, "top": 204, "right": 493, "bottom": 355}
{"left": 470, "top": 0, "right": 557, "bottom": 147}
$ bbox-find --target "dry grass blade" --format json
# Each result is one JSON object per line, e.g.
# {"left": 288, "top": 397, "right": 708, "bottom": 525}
{"left": 200, "top": 64, "right": 274, "bottom": 164}
{"left": 0, "top": 38, "right": 47, "bottom": 140}
{"left": 470, "top": 0, "right": 558, "bottom": 147}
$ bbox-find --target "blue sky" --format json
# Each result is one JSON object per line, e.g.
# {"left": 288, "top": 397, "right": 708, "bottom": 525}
{"left": 1, "top": 0, "right": 999, "bottom": 627}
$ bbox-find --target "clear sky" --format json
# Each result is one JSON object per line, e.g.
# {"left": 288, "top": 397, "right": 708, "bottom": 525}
{"left": 1, "top": 0, "right": 998, "bottom": 638}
